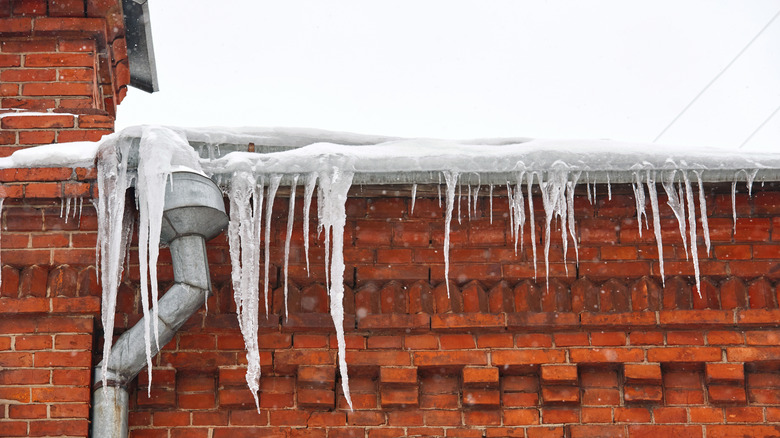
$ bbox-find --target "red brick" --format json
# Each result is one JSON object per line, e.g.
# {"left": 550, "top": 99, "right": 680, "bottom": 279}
{"left": 414, "top": 350, "right": 487, "bottom": 367}
{"left": 439, "top": 333, "right": 475, "bottom": 349}
{"left": 709, "top": 385, "right": 747, "bottom": 404}
{"left": 22, "top": 82, "right": 93, "bottom": 96}
{"left": 29, "top": 419, "right": 88, "bottom": 437}
{"left": 381, "top": 386, "right": 418, "bottom": 407}
{"left": 49, "top": 0, "right": 86, "bottom": 17}
{"left": 647, "top": 347, "right": 721, "bottom": 363}
{"left": 503, "top": 409, "right": 540, "bottom": 426}
{"left": 613, "top": 407, "right": 651, "bottom": 423}
{"left": 623, "top": 384, "right": 662, "bottom": 403}
{"left": 541, "top": 364, "right": 578, "bottom": 385}
{"left": 708, "top": 425, "right": 780, "bottom": 438}
{"left": 1, "top": 114, "right": 74, "bottom": 129}
{"left": 464, "top": 410, "right": 501, "bottom": 426}
{"left": 627, "top": 425, "right": 701, "bottom": 438}
{"left": 0, "top": 68, "right": 57, "bottom": 82}
{"left": 492, "top": 349, "right": 565, "bottom": 367}
{"left": 380, "top": 367, "right": 417, "bottom": 385}
{"left": 18, "top": 130, "right": 56, "bottom": 145}
{"left": 570, "top": 348, "right": 644, "bottom": 363}
{"left": 542, "top": 386, "right": 580, "bottom": 405}
{"left": 463, "top": 388, "right": 500, "bottom": 407}
{"left": 0, "top": 54, "right": 22, "bottom": 67}
{"left": 462, "top": 367, "right": 498, "bottom": 387}
{"left": 706, "top": 363, "right": 744, "bottom": 383}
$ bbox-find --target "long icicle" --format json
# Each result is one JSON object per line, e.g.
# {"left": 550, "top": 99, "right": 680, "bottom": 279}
{"left": 513, "top": 172, "right": 526, "bottom": 255}
{"left": 566, "top": 172, "right": 581, "bottom": 267}
{"left": 646, "top": 171, "right": 665, "bottom": 285}
{"left": 526, "top": 173, "right": 537, "bottom": 280}
{"left": 283, "top": 175, "right": 299, "bottom": 319}
{"left": 695, "top": 171, "right": 711, "bottom": 256}
{"left": 683, "top": 171, "right": 702, "bottom": 298}
{"left": 443, "top": 171, "right": 459, "bottom": 297}
{"left": 318, "top": 167, "right": 355, "bottom": 410}
{"left": 410, "top": 183, "right": 417, "bottom": 215}
{"left": 662, "top": 171, "right": 689, "bottom": 260}
{"left": 264, "top": 175, "right": 281, "bottom": 314}
{"left": 302, "top": 172, "right": 317, "bottom": 275}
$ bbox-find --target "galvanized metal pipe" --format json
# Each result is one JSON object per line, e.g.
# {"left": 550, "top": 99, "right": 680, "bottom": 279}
{"left": 90, "top": 172, "right": 227, "bottom": 438}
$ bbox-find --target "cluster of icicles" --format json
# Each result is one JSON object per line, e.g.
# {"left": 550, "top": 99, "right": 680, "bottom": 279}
{"left": 0, "top": 151, "right": 767, "bottom": 414}
{"left": 216, "top": 166, "right": 760, "bottom": 412}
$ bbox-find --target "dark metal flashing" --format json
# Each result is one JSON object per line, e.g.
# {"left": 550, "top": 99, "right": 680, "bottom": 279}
{"left": 122, "top": 0, "right": 159, "bottom": 93}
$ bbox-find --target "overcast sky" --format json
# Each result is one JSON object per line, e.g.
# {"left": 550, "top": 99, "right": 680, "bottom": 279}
{"left": 115, "top": 1, "right": 780, "bottom": 151}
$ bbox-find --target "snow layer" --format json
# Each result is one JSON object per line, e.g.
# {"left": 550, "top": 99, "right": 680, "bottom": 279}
{"left": 4, "top": 125, "right": 780, "bottom": 414}
{"left": 0, "top": 141, "right": 100, "bottom": 169}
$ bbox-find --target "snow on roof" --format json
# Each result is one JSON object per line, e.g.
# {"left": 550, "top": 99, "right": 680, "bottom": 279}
{"left": 1, "top": 126, "right": 779, "bottom": 183}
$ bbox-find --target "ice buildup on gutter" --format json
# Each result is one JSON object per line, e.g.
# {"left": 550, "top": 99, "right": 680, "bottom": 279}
{"left": 4, "top": 125, "right": 780, "bottom": 414}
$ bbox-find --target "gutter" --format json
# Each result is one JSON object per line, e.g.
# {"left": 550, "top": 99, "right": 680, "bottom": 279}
{"left": 90, "top": 171, "right": 228, "bottom": 438}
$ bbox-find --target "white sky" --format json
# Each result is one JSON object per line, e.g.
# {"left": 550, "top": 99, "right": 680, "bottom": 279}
{"left": 115, "top": 1, "right": 780, "bottom": 151}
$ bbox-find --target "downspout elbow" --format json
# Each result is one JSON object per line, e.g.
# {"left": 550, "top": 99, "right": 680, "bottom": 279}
{"left": 91, "top": 172, "right": 228, "bottom": 438}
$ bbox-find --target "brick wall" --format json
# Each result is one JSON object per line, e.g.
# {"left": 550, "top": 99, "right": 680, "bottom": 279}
{"left": 2, "top": 172, "right": 780, "bottom": 437}
{"left": 2, "top": 3, "right": 780, "bottom": 436}
{"left": 0, "top": 0, "right": 127, "bottom": 156}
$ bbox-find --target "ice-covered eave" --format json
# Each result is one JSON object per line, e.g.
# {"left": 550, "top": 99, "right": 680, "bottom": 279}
{"left": 2, "top": 126, "right": 780, "bottom": 186}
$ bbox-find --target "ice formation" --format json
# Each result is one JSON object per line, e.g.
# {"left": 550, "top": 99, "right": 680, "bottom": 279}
{"left": 96, "top": 126, "right": 202, "bottom": 392}
{"left": 5, "top": 125, "right": 780, "bottom": 415}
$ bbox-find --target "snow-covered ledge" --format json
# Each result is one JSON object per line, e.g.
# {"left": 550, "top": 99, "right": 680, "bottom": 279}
{"left": 3, "top": 125, "right": 780, "bottom": 419}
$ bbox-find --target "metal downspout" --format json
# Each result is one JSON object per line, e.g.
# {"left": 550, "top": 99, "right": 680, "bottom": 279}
{"left": 90, "top": 171, "right": 228, "bottom": 438}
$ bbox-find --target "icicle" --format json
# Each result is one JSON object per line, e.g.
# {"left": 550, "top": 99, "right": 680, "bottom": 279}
{"left": 745, "top": 168, "right": 759, "bottom": 196}
{"left": 506, "top": 182, "right": 515, "bottom": 242}
{"left": 566, "top": 172, "right": 580, "bottom": 266}
{"left": 631, "top": 172, "right": 648, "bottom": 236}
{"left": 96, "top": 136, "right": 132, "bottom": 390}
{"left": 302, "top": 172, "right": 317, "bottom": 275}
{"left": 283, "top": 175, "right": 299, "bottom": 319}
{"left": 512, "top": 173, "right": 526, "bottom": 255}
{"left": 78, "top": 197, "right": 83, "bottom": 223}
{"left": 646, "top": 171, "right": 665, "bottom": 285}
{"left": 467, "top": 184, "right": 472, "bottom": 221}
{"left": 437, "top": 172, "right": 442, "bottom": 208}
{"left": 60, "top": 197, "right": 65, "bottom": 218}
{"left": 662, "top": 171, "right": 689, "bottom": 260}
{"left": 586, "top": 172, "right": 592, "bottom": 204}
{"left": 317, "top": 167, "right": 355, "bottom": 410}
{"left": 731, "top": 179, "right": 737, "bottom": 235}
{"left": 607, "top": 173, "right": 612, "bottom": 200}
{"left": 457, "top": 182, "right": 462, "bottom": 225}
{"left": 473, "top": 184, "right": 480, "bottom": 217}
{"left": 136, "top": 132, "right": 178, "bottom": 392}
{"left": 318, "top": 183, "right": 330, "bottom": 293}
{"left": 227, "top": 171, "right": 262, "bottom": 410}
{"left": 683, "top": 172, "right": 702, "bottom": 298}
{"left": 488, "top": 184, "right": 494, "bottom": 224}
{"left": 410, "top": 183, "right": 417, "bottom": 215}
{"left": 264, "top": 175, "right": 281, "bottom": 314}
{"left": 64, "top": 197, "right": 72, "bottom": 223}
{"left": 443, "top": 171, "right": 458, "bottom": 297}
{"left": 538, "top": 169, "right": 569, "bottom": 287}
{"left": 526, "top": 173, "right": 537, "bottom": 280}
{"left": 695, "top": 171, "right": 711, "bottom": 256}
{"left": 251, "top": 177, "right": 265, "bottom": 318}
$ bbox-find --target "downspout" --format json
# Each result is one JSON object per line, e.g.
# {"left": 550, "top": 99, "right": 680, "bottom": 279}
{"left": 90, "top": 171, "right": 228, "bottom": 438}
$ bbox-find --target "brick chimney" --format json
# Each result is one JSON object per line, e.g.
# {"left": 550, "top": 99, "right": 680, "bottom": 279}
{"left": 0, "top": 0, "right": 131, "bottom": 156}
